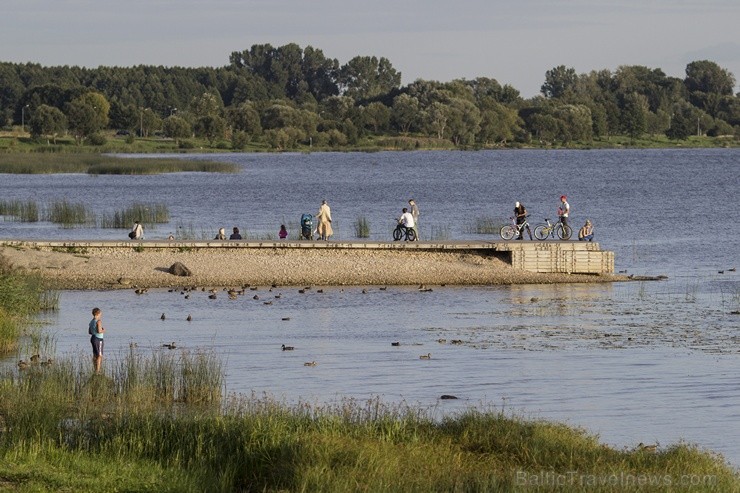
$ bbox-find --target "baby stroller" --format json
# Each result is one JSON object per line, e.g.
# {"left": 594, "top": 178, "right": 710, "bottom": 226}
{"left": 300, "top": 213, "right": 314, "bottom": 240}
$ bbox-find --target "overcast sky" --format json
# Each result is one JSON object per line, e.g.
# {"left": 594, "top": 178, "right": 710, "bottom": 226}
{"left": 2, "top": 0, "right": 738, "bottom": 97}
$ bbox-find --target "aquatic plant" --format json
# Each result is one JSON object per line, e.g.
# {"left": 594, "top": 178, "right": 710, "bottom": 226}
{"left": 0, "top": 153, "right": 237, "bottom": 175}
{"left": 429, "top": 224, "right": 451, "bottom": 241}
{"left": 44, "top": 199, "right": 94, "bottom": 228}
{"left": 353, "top": 216, "right": 371, "bottom": 238}
{"left": 99, "top": 203, "right": 170, "bottom": 228}
{"left": 0, "top": 199, "right": 39, "bottom": 222}
{"left": 464, "top": 215, "right": 503, "bottom": 235}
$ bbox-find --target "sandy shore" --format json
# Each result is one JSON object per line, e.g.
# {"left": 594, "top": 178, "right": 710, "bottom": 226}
{"left": 1, "top": 245, "right": 623, "bottom": 289}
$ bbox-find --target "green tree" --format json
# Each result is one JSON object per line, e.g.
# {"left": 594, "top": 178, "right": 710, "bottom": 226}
{"left": 391, "top": 94, "right": 420, "bottom": 134}
{"left": 227, "top": 102, "right": 262, "bottom": 136}
{"left": 541, "top": 65, "right": 578, "bottom": 99}
{"left": 139, "top": 108, "right": 162, "bottom": 137}
{"left": 445, "top": 98, "right": 481, "bottom": 146}
{"left": 194, "top": 114, "right": 227, "bottom": 144}
{"left": 361, "top": 102, "right": 391, "bottom": 133}
{"left": 554, "top": 104, "right": 592, "bottom": 143}
{"left": 685, "top": 60, "right": 735, "bottom": 95}
{"left": 620, "top": 94, "right": 648, "bottom": 141}
{"left": 28, "top": 104, "right": 67, "bottom": 144}
{"left": 339, "top": 56, "right": 401, "bottom": 101}
{"left": 66, "top": 98, "right": 102, "bottom": 144}
{"left": 162, "top": 115, "right": 192, "bottom": 144}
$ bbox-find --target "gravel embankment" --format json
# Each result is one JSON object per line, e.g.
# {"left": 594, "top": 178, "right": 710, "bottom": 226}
{"left": 1, "top": 246, "right": 621, "bottom": 289}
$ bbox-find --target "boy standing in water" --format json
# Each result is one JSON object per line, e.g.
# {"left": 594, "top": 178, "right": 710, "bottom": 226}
{"left": 89, "top": 307, "right": 105, "bottom": 373}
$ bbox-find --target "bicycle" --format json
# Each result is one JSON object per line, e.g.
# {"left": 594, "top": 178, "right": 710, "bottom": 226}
{"left": 534, "top": 217, "right": 572, "bottom": 240}
{"left": 500, "top": 215, "right": 532, "bottom": 240}
{"left": 393, "top": 223, "right": 417, "bottom": 241}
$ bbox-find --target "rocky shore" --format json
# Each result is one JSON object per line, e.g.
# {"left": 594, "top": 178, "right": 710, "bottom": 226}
{"left": 1, "top": 245, "right": 622, "bottom": 289}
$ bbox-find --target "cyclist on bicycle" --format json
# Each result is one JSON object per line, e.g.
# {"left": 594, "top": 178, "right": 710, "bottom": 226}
{"left": 398, "top": 207, "right": 416, "bottom": 241}
{"left": 558, "top": 195, "right": 570, "bottom": 230}
{"left": 514, "top": 201, "right": 532, "bottom": 240}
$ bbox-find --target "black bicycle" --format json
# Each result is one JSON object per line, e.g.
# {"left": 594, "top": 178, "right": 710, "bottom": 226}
{"left": 393, "top": 223, "right": 417, "bottom": 241}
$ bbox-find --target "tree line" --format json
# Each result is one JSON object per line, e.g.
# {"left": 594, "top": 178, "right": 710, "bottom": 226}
{"left": 1, "top": 43, "right": 738, "bottom": 149}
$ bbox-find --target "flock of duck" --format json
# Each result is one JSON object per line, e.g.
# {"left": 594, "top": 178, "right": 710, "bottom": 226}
{"left": 134, "top": 282, "right": 442, "bottom": 368}
{"left": 17, "top": 353, "right": 53, "bottom": 370}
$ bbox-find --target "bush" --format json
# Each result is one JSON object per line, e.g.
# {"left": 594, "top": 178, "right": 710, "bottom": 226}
{"left": 85, "top": 133, "right": 107, "bottom": 146}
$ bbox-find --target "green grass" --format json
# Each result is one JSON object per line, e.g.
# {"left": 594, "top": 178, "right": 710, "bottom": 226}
{"left": 0, "top": 152, "right": 238, "bottom": 174}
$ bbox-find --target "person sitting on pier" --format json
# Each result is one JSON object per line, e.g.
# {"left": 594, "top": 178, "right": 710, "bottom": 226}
{"left": 214, "top": 227, "right": 226, "bottom": 240}
{"left": 229, "top": 227, "right": 242, "bottom": 240}
{"left": 279, "top": 224, "right": 288, "bottom": 240}
{"left": 578, "top": 220, "right": 594, "bottom": 241}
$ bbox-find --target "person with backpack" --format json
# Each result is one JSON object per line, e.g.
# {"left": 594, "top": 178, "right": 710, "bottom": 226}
{"left": 89, "top": 307, "right": 105, "bottom": 373}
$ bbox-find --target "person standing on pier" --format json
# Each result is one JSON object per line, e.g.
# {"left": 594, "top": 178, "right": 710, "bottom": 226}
{"left": 408, "top": 199, "right": 420, "bottom": 239}
{"left": 130, "top": 220, "right": 144, "bottom": 240}
{"left": 316, "top": 200, "right": 333, "bottom": 240}
{"left": 514, "top": 201, "right": 532, "bottom": 240}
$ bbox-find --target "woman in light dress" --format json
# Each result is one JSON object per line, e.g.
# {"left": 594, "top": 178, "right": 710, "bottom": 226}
{"left": 316, "top": 200, "right": 333, "bottom": 240}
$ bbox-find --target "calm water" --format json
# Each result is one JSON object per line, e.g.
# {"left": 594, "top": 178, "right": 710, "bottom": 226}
{"left": 2, "top": 149, "right": 739, "bottom": 464}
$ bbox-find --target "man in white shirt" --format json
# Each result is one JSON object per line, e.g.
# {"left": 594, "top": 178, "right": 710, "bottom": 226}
{"left": 558, "top": 195, "right": 570, "bottom": 229}
{"left": 398, "top": 207, "right": 416, "bottom": 240}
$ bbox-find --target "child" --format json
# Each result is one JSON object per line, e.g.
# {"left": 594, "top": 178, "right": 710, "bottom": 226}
{"left": 279, "top": 224, "right": 288, "bottom": 239}
{"left": 89, "top": 307, "right": 105, "bottom": 373}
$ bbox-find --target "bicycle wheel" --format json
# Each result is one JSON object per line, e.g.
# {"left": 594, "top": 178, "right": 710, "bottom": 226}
{"left": 392, "top": 226, "right": 402, "bottom": 241}
{"left": 533, "top": 225, "right": 549, "bottom": 240}
{"left": 500, "top": 225, "right": 516, "bottom": 240}
{"left": 557, "top": 224, "right": 573, "bottom": 240}
{"left": 407, "top": 228, "right": 417, "bottom": 241}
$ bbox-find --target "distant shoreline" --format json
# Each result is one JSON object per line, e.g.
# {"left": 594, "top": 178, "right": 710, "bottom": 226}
{"left": 1, "top": 244, "right": 624, "bottom": 290}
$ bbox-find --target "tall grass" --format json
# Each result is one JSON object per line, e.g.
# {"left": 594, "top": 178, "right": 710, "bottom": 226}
{"left": 0, "top": 255, "right": 53, "bottom": 353}
{"left": 353, "top": 215, "right": 371, "bottom": 238}
{"left": 429, "top": 223, "right": 451, "bottom": 241}
{"left": 464, "top": 215, "right": 505, "bottom": 234}
{"left": 0, "top": 199, "right": 39, "bottom": 222}
{"left": 44, "top": 199, "right": 95, "bottom": 228}
{"left": 99, "top": 203, "right": 170, "bottom": 228}
{"left": 0, "top": 153, "right": 238, "bottom": 174}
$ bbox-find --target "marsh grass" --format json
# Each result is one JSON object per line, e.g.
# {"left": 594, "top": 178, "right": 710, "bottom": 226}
{"left": 0, "top": 353, "right": 737, "bottom": 492}
{"left": 0, "top": 153, "right": 237, "bottom": 174}
{"left": 0, "top": 255, "right": 51, "bottom": 353}
{"left": 0, "top": 199, "right": 39, "bottom": 222}
{"left": 99, "top": 202, "right": 170, "bottom": 228}
{"left": 464, "top": 215, "right": 505, "bottom": 235}
{"left": 44, "top": 199, "right": 95, "bottom": 228}
{"left": 429, "top": 223, "right": 451, "bottom": 241}
{"left": 353, "top": 215, "right": 371, "bottom": 238}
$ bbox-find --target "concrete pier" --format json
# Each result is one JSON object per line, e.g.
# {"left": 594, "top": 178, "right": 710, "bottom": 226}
{"left": 1, "top": 239, "right": 614, "bottom": 275}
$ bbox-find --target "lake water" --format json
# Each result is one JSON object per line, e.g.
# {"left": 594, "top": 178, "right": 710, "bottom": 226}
{"left": 2, "top": 149, "right": 739, "bottom": 465}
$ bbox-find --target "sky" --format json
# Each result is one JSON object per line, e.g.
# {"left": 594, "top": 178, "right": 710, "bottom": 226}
{"left": 2, "top": 0, "right": 739, "bottom": 97}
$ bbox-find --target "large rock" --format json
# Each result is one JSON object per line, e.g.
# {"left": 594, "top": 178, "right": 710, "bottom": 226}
{"left": 168, "top": 262, "right": 192, "bottom": 277}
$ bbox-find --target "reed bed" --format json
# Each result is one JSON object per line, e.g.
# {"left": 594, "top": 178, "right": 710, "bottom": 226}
{"left": 0, "top": 199, "right": 39, "bottom": 222}
{"left": 464, "top": 215, "right": 505, "bottom": 235}
{"left": 0, "top": 255, "right": 54, "bottom": 353}
{"left": 0, "top": 153, "right": 237, "bottom": 174}
{"left": 99, "top": 203, "right": 170, "bottom": 228}
{"left": 44, "top": 199, "right": 95, "bottom": 228}
{"left": 353, "top": 216, "right": 371, "bottom": 238}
